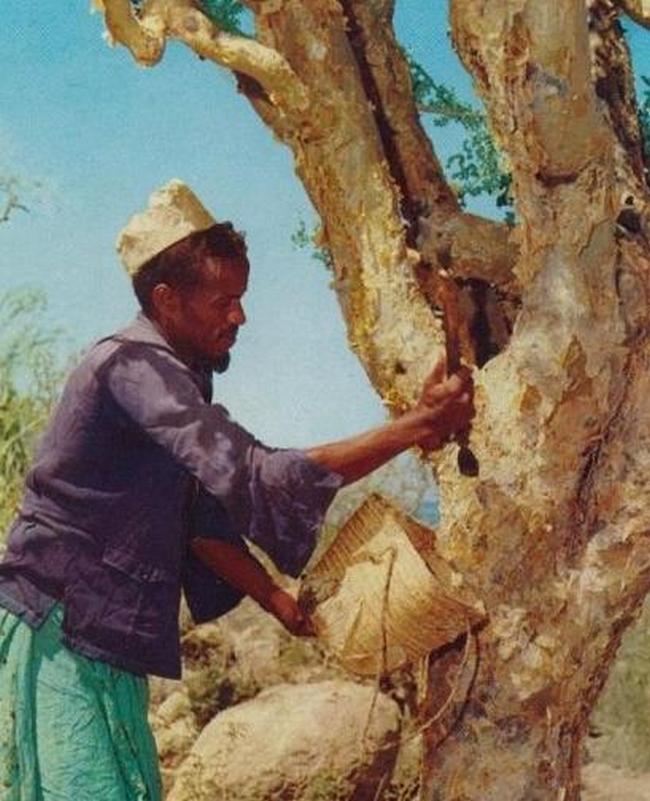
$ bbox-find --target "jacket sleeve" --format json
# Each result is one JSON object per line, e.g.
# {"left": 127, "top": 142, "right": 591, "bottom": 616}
{"left": 182, "top": 484, "right": 248, "bottom": 624}
{"left": 102, "top": 344, "right": 343, "bottom": 577}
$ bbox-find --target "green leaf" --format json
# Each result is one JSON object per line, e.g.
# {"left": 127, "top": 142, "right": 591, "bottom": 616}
{"left": 406, "top": 52, "right": 514, "bottom": 221}
{"left": 199, "top": 0, "right": 246, "bottom": 35}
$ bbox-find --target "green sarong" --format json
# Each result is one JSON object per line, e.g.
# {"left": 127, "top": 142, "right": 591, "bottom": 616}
{"left": 0, "top": 604, "right": 162, "bottom": 800}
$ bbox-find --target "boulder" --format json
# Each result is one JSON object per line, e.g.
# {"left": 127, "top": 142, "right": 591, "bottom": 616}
{"left": 149, "top": 687, "right": 199, "bottom": 795}
{"left": 583, "top": 763, "right": 650, "bottom": 801}
{"left": 168, "top": 679, "right": 401, "bottom": 801}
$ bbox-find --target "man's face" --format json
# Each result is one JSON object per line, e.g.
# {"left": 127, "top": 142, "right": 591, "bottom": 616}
{"left": 161, "top": 255, "right": 249, "bottom": 370}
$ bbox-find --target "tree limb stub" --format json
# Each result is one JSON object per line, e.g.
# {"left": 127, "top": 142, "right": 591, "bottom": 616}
{"left": 98, "top": 0, "right": 165, "bottom": 65}
{"left": 419, "top": 212, "right": 521, "bottom": 295}
{"left": 100, "top": 0, "right": 308, "bottom": 114}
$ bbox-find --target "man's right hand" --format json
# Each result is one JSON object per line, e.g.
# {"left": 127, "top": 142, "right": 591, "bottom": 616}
{"left": 304, "top": 356, "right": 475, "bottom": 484}
{"left": 415, "top": 357, "right": 475, "bottom": 451}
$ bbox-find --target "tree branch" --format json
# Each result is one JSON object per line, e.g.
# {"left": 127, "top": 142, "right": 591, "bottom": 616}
{"left": 614, "top": 0, "right": 650, "bottom": 27}
{"left": 342, "top": 0, "right": 458, "bottom": 236}
{"left": 342, "top": 0, "right": 520, "bottom": 355}
{"left": 100, "top": 0, "right": 308, "bottom": 112}
{"left": 165, "top": 0, "right": 308, "bottom": 111}
{"left": 96, "top": 0, "right": 166, "bottom": 65}
{"left": 589, "top": 0, "right": 648, "bottom": 195}
{"left": 450, "top": 0, "right": 610, "bottom": 196}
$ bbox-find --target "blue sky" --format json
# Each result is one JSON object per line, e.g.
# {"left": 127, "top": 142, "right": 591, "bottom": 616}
{"left": 1, "top": 4, "right": 649, "bottom": 447}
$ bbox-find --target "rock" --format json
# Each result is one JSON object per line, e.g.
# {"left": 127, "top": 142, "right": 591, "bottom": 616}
{"left": 583, "top": 763, "right": 650, "bottom": 801}
{"left": 149, "top": 688, "right": 199, "bottom": 796}
{"left": 148, "top": 676, "right": 183, "bottom": 709}
{"left": 181, "top": 599, "right": 344, "bottom": 703}
{"left": 168, "top": 680, "right": 401, "bottom": 801}
{"left": 222, "top": 606, "right": 340, "bottom": 686}
{"left": 220, "top": 609, "right": 283, "bottom": 685}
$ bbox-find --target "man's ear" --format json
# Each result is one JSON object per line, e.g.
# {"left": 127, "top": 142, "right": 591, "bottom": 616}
{"left": 150, "top": 283, "right": 178, "bottom": 320}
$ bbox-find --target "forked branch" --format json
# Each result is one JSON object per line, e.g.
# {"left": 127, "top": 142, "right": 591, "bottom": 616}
{"left": 99, "top": 0, "right": 308, "bottom": 113}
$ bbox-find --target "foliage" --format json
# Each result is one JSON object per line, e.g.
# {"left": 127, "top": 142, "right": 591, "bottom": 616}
{"left": 199, "top": 0, "right": 246, "bottom": 35}
{"left": 0, "top": 289, "right": 64, "bottom": 539}
{"left": 0, "top": 175, "right": 29, "bottom": 224}
{"left": 590, "top": 596, "right": 650, "bottom": 771}
{"left": 292, "top": 54, "right": 517, "bottom": 255}
{"left": 290, "top": 220, "right": 334, "bottom": 271}
{"left": 407, "top": 54, "right": 514, "bottom": 224}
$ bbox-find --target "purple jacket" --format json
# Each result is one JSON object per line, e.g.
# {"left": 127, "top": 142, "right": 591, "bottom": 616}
{"left": 0, "top": 314, "right": 342, "bottom": 678}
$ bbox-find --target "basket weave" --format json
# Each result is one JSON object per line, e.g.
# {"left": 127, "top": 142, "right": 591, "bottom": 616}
{"left": 299, "top": 494, "right": 485, "bottom": 677}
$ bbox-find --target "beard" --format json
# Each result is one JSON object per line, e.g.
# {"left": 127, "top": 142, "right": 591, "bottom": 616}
{"left": 212, "top": 352, "right": 231, "bottom": 373}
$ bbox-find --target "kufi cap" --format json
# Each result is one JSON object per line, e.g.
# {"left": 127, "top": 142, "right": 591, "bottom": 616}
{"left": 117, "top": 180, "right": 216, "bottom": 277}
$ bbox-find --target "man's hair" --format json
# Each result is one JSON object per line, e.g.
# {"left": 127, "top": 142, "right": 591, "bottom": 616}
{"left": 132, "top": 222, "right": 248, "bottom": 314}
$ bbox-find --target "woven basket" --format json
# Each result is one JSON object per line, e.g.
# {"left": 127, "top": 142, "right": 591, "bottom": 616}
{"left": 299, "top": 494, "right": 485, "bottom": 677}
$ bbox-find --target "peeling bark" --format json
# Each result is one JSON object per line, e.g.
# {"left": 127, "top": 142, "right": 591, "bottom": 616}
{"left": 248, "top": 0, "right": 447, "bottom": 408}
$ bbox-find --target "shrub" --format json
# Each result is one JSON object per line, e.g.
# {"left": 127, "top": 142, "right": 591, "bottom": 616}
{"left": 0, "top": 288, "right": 64, "bottom": 539}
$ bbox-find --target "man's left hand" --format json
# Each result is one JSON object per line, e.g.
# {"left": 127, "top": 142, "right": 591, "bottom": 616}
{"left": 266, "top": 588, "right": 315, "bottom": 637}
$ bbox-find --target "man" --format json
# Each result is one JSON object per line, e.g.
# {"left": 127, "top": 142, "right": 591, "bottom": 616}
{"left": 0, "top": 180, "right": 473, "bottom": 800}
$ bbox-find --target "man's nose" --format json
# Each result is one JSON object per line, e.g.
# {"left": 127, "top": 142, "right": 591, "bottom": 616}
{"left": 229, "top": 301, "right": 246, "bottom": 326}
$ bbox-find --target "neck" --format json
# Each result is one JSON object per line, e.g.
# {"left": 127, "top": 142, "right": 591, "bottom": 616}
{"left": 145, "top": 311, "right": 198, "bottom": 368}
{"left": 145, "top": 311, "right": 229, "bottom": 374}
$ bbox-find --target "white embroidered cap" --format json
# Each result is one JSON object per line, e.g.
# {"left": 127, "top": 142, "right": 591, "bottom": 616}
{"left": 117, "top": 180, "right": 216, "bottom": 277}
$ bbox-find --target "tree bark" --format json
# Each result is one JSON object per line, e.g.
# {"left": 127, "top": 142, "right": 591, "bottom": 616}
{"left": 97, "top": 1, "right": 650, "bottom": 798}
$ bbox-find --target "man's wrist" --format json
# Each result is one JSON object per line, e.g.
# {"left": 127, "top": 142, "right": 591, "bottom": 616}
{"left": 255, "top": 579, "right": 282, "bottom": 612}
{"left": 399, "top": 406, "right": 439, "bottom": 444}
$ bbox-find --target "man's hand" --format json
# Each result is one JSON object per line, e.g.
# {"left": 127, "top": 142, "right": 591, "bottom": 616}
{"left": 305, "top": 357, "right": 475, "bottom": 484}
{"left": 266, "top": 588, "right": 315, "bottom": 637}
{"left": 416, "top": 356, "right": 475, "bottom": 451}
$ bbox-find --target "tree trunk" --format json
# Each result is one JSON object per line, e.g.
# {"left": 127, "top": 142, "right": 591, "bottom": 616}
{"left": 97, "top": 1, "right": 650, "bottom": 798}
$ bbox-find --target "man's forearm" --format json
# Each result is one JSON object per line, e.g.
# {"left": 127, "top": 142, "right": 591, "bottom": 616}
{"left": 190, "top": 538, "right": 277, "bottom": 610}
{"left": 190, "top": 537, "right": 312, "bottom": 635}
{"left": 305, "top": 407, "right": 435, "bottom": 485}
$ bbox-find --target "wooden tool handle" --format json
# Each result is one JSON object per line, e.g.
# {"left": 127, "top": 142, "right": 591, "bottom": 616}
{"left": 436, "top": 272, "right": 479, "bottom": 478}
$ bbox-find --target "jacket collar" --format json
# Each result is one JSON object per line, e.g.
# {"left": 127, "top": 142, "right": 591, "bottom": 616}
{"left": 113, "top": 313, "right": 213, "bottom": 401}
{"left": 116, "top": 312, "right": 177, "bottom": 354}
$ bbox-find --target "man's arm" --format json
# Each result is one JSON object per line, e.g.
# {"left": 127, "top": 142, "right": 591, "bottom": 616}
{"left": 190, "top": 537, "right": 312, "bottom": 635}
{"left": 305, "top": 360, "right": 473, "bottom": 484}
{"left": 105, "top": 346, "right": 472, "bottom": 576}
